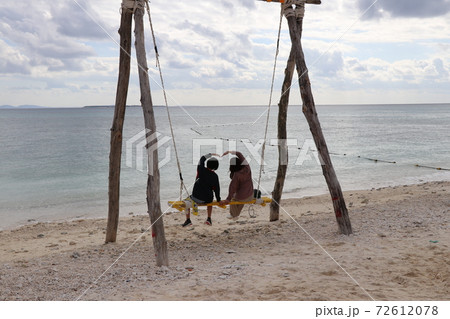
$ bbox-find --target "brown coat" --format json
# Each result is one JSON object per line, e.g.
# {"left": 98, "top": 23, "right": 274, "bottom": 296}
{"left": 226, "top": 152, "right": 254, "bottom": 201}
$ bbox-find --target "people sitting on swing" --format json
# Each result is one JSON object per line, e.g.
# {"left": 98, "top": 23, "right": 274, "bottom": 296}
{"left": 219, "top": 150, "right": 254, "bottom": 220}
{"left": 182, "top": 153, "right": 221, "bottom": 227}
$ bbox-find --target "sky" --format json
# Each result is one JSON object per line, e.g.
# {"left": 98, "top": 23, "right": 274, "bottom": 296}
{"left": 0, "top": 0, "right": 449, "bottom": 107}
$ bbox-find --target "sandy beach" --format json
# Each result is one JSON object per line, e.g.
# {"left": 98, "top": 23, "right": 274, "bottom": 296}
{"left": 0, "top": 181, "right": 448, "bottom": 301}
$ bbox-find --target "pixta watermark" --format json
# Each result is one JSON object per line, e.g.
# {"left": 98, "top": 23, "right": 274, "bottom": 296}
{"left": 126, "top": 129, "right": 172, "bottom": 174}
{"left": 126, "top": 131, "right": 323, "bottom": 174}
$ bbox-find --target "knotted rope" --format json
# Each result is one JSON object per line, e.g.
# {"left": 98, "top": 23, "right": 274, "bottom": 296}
{"left": 282, "top": 0, "right": 306, "bottom": 19}
{"left": 295, "top": 2, "right": 305, "bottom": 18}
{"left": 121, "top": 0, "right": 145, "bottom": 13}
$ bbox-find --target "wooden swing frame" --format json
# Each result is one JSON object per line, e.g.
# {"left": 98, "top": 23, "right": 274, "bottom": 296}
{"left": 106, "top": 0, "right": 352, "bottom": 268}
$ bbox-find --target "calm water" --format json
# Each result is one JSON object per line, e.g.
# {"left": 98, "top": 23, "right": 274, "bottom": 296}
{"left": 1, "top": 104, "right": 449, "bottom": 229}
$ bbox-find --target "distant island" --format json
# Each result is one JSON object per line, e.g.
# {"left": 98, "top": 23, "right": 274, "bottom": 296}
{"left": 0, "top": 105, "right": 47, "bottom": 109}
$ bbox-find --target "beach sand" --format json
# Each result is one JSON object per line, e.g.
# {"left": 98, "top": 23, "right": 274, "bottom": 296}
{"left": 0, "top": 181, "right": 448, "bottom": 301}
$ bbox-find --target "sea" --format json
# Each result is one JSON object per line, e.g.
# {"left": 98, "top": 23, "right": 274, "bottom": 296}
{"left": 1, "top": 104, "right": 449, "bottom": 230}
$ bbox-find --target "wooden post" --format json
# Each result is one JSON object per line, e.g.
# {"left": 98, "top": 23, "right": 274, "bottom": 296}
{"left": 106, "top": 6, "right": 133, "bottom": 243}
{"left": 284, "top": 2, "right": 353, "bottom": 234}
{"left": 270, "top": 47, "right": 295, "bottom": 221}
{"left": 270, "top": 1, "right": 308, "bottom": 221}
{"left": 134, "top": 2, "right": 169, "bottom": 266}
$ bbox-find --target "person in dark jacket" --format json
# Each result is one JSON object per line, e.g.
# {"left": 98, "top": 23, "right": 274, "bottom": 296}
{"left": 182, "top": 153, "right": 221, "bottom": 227}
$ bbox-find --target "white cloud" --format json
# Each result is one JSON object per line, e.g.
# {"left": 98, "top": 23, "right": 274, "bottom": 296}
{"left": 358, "top": 0, "right": 450, "bottom": 19}
{"left": 0, "top": 39, "right": 31, "bottom": 74}
{"left": 0, "top": 0, "right": 102, "bottom": 75}
{"left": 0, "top": 0, "right": 449, "bottom": 106}
{"left": 52, "top": 0, "right": 110, "bottom": 39}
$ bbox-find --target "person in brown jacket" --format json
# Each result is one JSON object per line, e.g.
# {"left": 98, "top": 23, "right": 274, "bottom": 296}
{"left": 219, "top": 151, "right": 254, "bottom": 219}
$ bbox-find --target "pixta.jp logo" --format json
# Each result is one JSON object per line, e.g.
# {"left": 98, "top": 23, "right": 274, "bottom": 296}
{"left": 126, "top": 129, "right": 172, "bottom": 174}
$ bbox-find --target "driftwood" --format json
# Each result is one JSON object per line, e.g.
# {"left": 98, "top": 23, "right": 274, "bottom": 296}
{"left": 270, "top": 47, "right": 296, "bottom": 221}
{"left": 134, "top": 5, "right": 169, "bottom": 266}
{"left": 105, "top": 1, "right": 169, "bottom": 266}
{"left": 285, "top": 8, "right": 353, "bottom": 235}
{"left": 106, "top": 8, "right": 133, "bottom": 243}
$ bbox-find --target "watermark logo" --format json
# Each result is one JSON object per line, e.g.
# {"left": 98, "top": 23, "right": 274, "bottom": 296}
{"left": 126, "top": 129, "right": 172, "bottom": 174}
{"left": 192, "top": 138, "right": 323, "bottom": 166}
{"left": 126, "top": 134, "right": 323, "bottom": 174}
{"left": 295, "top": 139, "right": 324, "bottom": 166}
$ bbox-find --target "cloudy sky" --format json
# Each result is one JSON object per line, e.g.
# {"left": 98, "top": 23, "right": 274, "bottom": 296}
{"left": 1, "top": 0, "right": 449, "bottom": 107}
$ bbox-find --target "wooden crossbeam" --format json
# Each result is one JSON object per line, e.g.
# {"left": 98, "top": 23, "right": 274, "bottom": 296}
{"left": 258, "top": 0, "right": 321, "bottom": 4}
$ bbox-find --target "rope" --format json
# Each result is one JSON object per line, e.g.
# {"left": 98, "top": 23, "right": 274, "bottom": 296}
{"left": 283, "top": 0, "right": 307, "bottom": 6}
{"left": 208, "top": 136, "right": 450, "bottom": 172}
{"left": 283, "top": 5, "right": 296, "bottom": 18}
{"left": 205, "top": 135, "right": 450, "bottom": 171}
{"left": 414, "top": 164, "right": 450, "bottom": 171}
{"left": 256, "top": 5, "right": 284, "bottom": 192}
{"left": 295, "top": 2, "right": 305, "bottom": 19}
{"left": 282, "top": 0, "right": 306, "bottom": 18}
{"left": 331, "top": 152, "right": 450, "bottom": 171}
{"left": 144, "top": 0, "right": 190, "bottom": 200}
{"left": 121, "top": 0, "right": 144, "bottom": 13}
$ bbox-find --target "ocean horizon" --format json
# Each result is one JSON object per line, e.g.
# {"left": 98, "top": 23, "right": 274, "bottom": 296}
{"left": 2, "top": 102, "right": 450, "bottom": 109}
{"left": 1, "top": 103, "right": 449, "bottom": 230}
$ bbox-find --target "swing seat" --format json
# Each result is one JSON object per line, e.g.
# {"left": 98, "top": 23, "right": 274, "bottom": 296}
{"left": 168, "top": 197, "right": 272, "bottom": 212}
